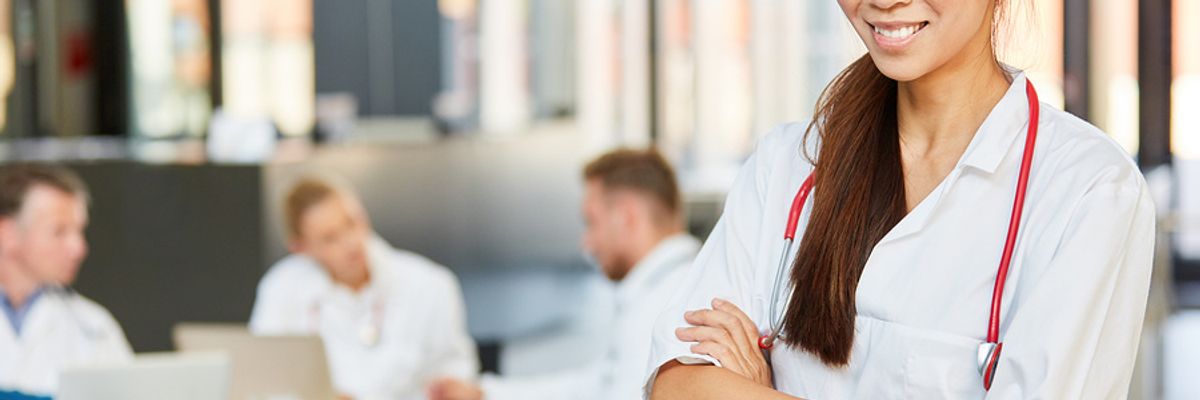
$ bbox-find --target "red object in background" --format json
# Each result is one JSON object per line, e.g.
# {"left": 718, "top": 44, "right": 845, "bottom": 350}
{"left": 65, "top": 30, "right": 92, "bottom": 79}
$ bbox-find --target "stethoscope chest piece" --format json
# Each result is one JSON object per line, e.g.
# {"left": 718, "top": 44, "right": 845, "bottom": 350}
{"left": 311, "top": 291, "right": 386, "bottom": 348}
{"left": 358, "top": 323, "right": 380, "bottom": 348}
{"left": 977, "top": 341, "right": 1003, "bottom": 389}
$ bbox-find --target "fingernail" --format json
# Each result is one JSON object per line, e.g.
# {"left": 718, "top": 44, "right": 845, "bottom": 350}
{"left": 684, "top": 311, "right": 695, "bottom": 318}
{"left": 713, "top": 298, "right": 725, "bottom": 306}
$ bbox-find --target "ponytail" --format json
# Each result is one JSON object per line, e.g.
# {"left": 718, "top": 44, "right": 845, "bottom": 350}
{"left": 781, "top": 54, "right": 907, "bottom": 367}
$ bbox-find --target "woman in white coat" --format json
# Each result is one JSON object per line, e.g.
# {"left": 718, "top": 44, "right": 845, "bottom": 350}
{"left": 647, "top": 0, "right": 1155, "bottom": 398}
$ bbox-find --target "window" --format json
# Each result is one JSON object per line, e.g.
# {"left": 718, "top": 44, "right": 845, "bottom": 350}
{"left": 126, "top": 0, "right": 213, "bottom": 138}
{"left": 1090, "top": 0, "right": 1140, "bottom": 155}
{"left": 1173, "top": 0, "right": 1199, "bottom": 159}
{"left": 221, "top": 0, "right": 314, "bottom": 137}
{"left": 1000, "top": 0, "right": 1065, "bottom": 109}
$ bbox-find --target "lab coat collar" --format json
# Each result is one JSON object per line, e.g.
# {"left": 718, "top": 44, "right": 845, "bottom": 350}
{"left": 878, "top": 68, "right": 1030, "bottom": 245}
{"left": 956, "top": 68, "right": 1032, "bottom": 175}
{"left": 616, "top": 234, "right": 700, "bottom": 302}
{"left": 366, "top": 234, "right": 395, "bottom": 281}
{"left": 0, "top": 285, "right": 46, "bottom": 336}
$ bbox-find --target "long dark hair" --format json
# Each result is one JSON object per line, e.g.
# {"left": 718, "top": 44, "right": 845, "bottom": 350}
{"left": 781, "top": 55, "right": 905, "bottom": 366}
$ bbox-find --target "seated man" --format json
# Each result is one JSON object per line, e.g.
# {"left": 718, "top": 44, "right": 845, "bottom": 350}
{"left": 0, "top": 164, "right": 132, "bottom": 397}
{"left": 249, "top": 176, "right": 478, "bottom": 399}
{"left": 430, "top": 149, "right": 700, "bottom": 400}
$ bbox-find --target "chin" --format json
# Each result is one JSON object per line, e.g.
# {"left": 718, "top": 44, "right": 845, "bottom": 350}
{"left": 599, "top": 264, "right": 624, "bottom": 282}
{"left": 870, "top": 56, "right": 929, "bottom": 83}
{"left": 54, "top": 275, "right": 77, "bottom": 287}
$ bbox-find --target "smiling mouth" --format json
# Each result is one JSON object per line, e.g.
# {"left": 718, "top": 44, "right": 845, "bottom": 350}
{"left": 869, "top": 21, "right": 929, "bottom": 40}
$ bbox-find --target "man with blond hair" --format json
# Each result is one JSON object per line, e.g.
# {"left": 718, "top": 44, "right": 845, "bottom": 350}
{"left": 250, "top": 176, "right": 478, "bottom": 400}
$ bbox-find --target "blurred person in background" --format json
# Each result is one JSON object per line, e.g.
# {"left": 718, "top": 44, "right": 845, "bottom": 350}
{"left": 249, "top": 176, "right": 478, "bottom": 399}
{"left": 429, "top": 149, "right": 699, "bottom": 400}
{"left": 0, "top": 164, "right": 132, "bottom": 398}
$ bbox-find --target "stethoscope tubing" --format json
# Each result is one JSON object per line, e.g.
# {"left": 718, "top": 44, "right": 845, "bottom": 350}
{"left": 756, "top": 80, "right": 1040, "bottom": 391}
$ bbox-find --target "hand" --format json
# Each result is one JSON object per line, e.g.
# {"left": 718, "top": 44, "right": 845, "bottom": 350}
{"left": 427, "top": 377, "right": 484, "bottom": 400}
{"left": 675, "top": 298, "right": 772, "bottom": 388}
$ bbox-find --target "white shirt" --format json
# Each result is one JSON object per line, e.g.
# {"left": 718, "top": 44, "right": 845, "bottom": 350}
{"left": 0, "top": 288, "right": 133, "bottom": 396}
{"left": 483, "top": 234, "right": 700, "bottom": 400}
{"left": 646, "top": 73, "right": 1156, "bottom": 399}
{"left": 249, "top": 237, "right": 479, "bottom": 400}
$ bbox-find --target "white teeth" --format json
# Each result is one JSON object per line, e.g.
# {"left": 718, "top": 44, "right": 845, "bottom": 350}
{"left": 873, "top": 23, "right": 923, "bottom": 39}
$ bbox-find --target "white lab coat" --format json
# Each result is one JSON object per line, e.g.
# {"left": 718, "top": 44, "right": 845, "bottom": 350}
{"left": 483, "top": 234, "right": 699, "bottom": 400}
{"left": 0, "top": 289, "right": 133, "bottom": 396}
{"left": 645, "top": 72, "right": 1156, "bottom": 399}
{"left": 249, "top": 237, "right": 479, "bottom": 400}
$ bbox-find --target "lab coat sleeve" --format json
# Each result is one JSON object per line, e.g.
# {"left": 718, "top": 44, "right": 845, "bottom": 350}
{"left": 247, "top": 267, "right": 295, "bottom": 334}
{"left": 424, "top": 269, "right": 480, "bottom": 382}
{"left": 86, "top": 300, "right": 133, "bottom": 361}
{"left": 643, "top": 126, "right": 786, "bottom": 394}
{"left": 98, "top": 308, "right": 133, "bottom": 360}
{"left": 984, "top": 171, "right": 1156, "bottom": 399}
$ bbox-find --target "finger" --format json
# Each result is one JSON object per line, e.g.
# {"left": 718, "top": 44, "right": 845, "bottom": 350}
{"left": 686, "top": 306, "right": 768, "bottom": 384}
{"left": 712, "top": 298, "right": 761, "bottom": 346}
{"left": 684, "top": 309, "right": 747, "bottom": 344}
{"left": 710, "top": 299, "right": 768, "bottom": 374}
{"left": 676, "top": 321, "right": 748, "bottom": 369}
{"left": 684, "top": 308, "right": 753, "bottom": 364}
{"left": 685, "top": 308, "right": 754, "bottom": 360}
{"left": 675, "top": 326, "right": 733, "bottom": 344}
{"left": 427, "top": 381, "right": 446, "bottom": 399}
{"left": 690, "top": 340, "right": 748, "bottom": 375}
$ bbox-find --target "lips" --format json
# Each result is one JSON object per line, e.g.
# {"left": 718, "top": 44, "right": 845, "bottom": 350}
{"left": 872, "top": 22, "right": 926, "bottom": 38}
{"left": 867, "top": 21, "right": 929, "bottom": 50}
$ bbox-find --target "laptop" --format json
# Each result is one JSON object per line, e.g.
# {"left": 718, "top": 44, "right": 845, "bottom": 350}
{"left": 173, "top": 323, "right": 335, "bottom": 400}
{"left": 58, "top": 352, "right": 230, "bottom": 400}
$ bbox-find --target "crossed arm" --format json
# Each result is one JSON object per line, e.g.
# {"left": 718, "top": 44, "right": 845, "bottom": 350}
{"left": 649, "top": 299, "right": 803, "bottom": 400}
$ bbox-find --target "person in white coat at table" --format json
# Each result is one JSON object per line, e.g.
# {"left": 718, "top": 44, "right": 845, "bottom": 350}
{"left": 428, "top": 149, "right": 700, "bottom": 400}
{"left": 0, "top": 164, "right": 132, "bottom": 398}
{"left": 647, "top": 0, "right": 1155, "bottom": 399}
{"left": 249, "top": 176, "right": 478, "bottom": 400}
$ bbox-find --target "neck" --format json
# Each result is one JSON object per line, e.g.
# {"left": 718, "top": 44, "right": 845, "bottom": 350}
{"left": 627, "top": 224, "right": 684, "bottom": 272}
{"left": 0, "top": 257, "right": 40, "bottom": 308}
{"left": 896, "top": 48, "right": 1010, "bottom": 158}
{"left": 339, "top": 270, "right": 371, "bottom": 292}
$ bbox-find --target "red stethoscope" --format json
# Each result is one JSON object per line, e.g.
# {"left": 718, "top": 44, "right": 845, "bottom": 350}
{"left": 757, "top": 79, "right": 1040, "bottom": 391}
